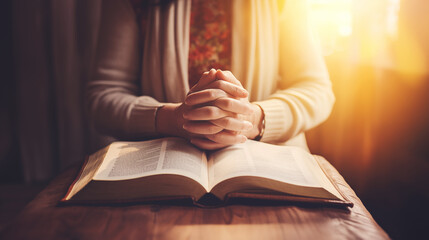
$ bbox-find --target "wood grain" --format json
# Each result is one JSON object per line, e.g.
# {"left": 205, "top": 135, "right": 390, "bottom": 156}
{"left": 0, "top": 157, "right": 390, "bottom": 240}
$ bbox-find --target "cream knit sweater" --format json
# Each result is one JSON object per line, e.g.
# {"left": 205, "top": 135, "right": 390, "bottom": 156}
{"left": 87, "top": 0, "right": 335, "bottom": 150}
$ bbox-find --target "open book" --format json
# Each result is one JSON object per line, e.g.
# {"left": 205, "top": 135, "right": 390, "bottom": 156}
{"left": 62, "top": 137, "right": 352, "bottom": 207}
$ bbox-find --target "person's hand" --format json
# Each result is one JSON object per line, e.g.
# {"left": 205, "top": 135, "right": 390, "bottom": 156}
{"left": 183, "top": 70, "right": 264, "bottom": 150}
{"left": 155, "top": 69, "right": 252, "bottom": 148}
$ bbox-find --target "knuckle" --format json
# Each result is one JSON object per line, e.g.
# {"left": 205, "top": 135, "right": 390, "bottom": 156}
{"left": 229, "top": 130, "right": 240, "bottom": 136}
{"left": 207, "top": 89, "right": 216, "bottom": 99}
{"left": 208, "top": 125, "right": 222, "bottom": 133}
{"left": 217, "top": 98, "right": 233, "bottom": 110}
{"left": 233, "top": 86, "right": 243, "bottom": 95}
{"left": 225, "top": 99, "right": 234, "bottom": 109}
{"left": 213, "top": 81, "right": 223, "bottom": 89}
{"left": 214, "top": 89, "right": 224, "bottom": 97}
{"left": 206, "top": 107, "right": 218, "bottom": 118}
{"left": 224, "top": 118, "right": 234, "bottom": 128}
{"left": 230, "top": 112, "right": 239, "bottom": 118}
{"left": 207, "top": 89, "right": 221, "bottom": 99}
{"left": 213, "top": 98, "right": 223, "bottom": 107}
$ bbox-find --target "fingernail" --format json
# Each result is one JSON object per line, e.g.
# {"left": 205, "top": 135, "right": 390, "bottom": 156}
{"left": 182, "top": 124, "right": 188, "bottom": 130}
{"left": 241, "top": 135, "right": 247, "bottom": 143}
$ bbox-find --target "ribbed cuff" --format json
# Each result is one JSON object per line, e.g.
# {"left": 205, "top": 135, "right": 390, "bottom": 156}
{"left": 126, "top": 96, "right": 164, "bottom": 138}
{"left": 254, "top": 99, "right": 293, "bottom": 143}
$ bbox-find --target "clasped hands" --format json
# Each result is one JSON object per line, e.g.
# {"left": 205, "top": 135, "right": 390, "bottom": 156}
{"left": 156, "top": 69, "right": 263, "bottom": 150}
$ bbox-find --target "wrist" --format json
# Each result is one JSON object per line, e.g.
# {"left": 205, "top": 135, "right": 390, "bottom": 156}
{"left": 247, "top": 103, "right": 265, "bottom": 140}
{"left": 155, "top": 103, "right": 183, "bottom": 137}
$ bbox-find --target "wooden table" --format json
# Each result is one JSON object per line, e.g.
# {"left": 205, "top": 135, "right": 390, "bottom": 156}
{"left": 0, "top": 158, "right": 389, "bottom": 240}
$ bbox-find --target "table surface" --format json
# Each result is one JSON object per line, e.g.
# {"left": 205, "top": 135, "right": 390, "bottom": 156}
{"left": 0, "top": 157, "right": 389, "bottom": 240}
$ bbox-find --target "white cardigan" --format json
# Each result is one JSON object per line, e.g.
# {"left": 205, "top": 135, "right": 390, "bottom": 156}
{"left": 87, "top": 0, "right": 335, "bottom": 149}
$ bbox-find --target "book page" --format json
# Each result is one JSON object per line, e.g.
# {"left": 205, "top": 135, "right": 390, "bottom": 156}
{"left": 208, "top": 140, "right": 320, "bottom": 190}
{"left": 93, "top": 138, "right": 208, "bottom": 190}
{"left": 63, "top": 145, "right": 110, "bottom": 201}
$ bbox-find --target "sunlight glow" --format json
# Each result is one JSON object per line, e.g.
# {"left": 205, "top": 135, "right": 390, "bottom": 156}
{"left": 308, "top": 0, "right": 353, "bottom": 55}
{"left": 394, "top": 0, "right": 429, "bottom": 81}
{"left": 386, "top": 0, "right": 400, "bottom": 37}
{"left": 308, "top": 0, "right": 401, "bottom": 58}
{"left": 308, "top": 0, "right": 429, "bottom": 82}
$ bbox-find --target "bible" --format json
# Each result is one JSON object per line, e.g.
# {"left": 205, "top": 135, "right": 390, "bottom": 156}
{"left": 62, "top": 137, "right": 353, "bottom": 207}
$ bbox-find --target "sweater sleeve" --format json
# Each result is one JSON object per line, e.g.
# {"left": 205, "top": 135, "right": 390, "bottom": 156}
{"left": 255, "top": 0, "right": 335, "bottom": 143}
{"left": 86, "top": 0, "right": 163, "bottom": 139}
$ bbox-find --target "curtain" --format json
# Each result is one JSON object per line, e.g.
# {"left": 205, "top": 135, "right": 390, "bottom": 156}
{"left": 12, "top": 0, "right": 104, "bottom": 182}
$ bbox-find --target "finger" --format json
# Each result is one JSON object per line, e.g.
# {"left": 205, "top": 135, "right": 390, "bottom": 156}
{"left": 213, "top": 98, "right": 254, "bottom": 115}
{"left": 215, "top": 70, "right": 242, "bottom": 87}
{"left": 186, "top": 82, "right": 247, "bottom": 106}
{"left": 211, "top": 117, "right": 253, "bottom": 131}
{"left": 183, "top": 121, "right": 223, "bottom": 134}
{"left": 190, "top": 137, "right": 229, "bottom": 150}
{"left": 189, "top": 69, "right": 217, "bottom": 93}
{"left": 185, "top": 89, "right": 229, "bottom": 106}
{"left": 205, "top": 80, "right": 248, "bottom": 98}
{"left": 206, "top": 131, "right": 247, "bottom": 145}
{"left": 183, "top": 106, "right": 236, "bottom": 120}
{"left": 190, "top": 69, "right": 247, "bottom": 97}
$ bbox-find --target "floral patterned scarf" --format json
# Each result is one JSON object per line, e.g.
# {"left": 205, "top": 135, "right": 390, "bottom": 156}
{"left": 188, "top": 0, "right": 232, "bottom": 87}
{"left": 131, "top": 0, "right": 232, "bottom": 88}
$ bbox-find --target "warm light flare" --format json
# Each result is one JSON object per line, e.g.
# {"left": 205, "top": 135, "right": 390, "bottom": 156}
{"left": 310, "top": 0, "right": 428, "bottom": 81}
{"left": 395, "top": 30, "right": 428, "bottom": 82}
{"left": 308, "top": 0, "right": 409, "bottom": 70}
{"left": 394, "top": 0, "right": 429, "bottom": 82}
{"left": 309, "top": 0, "right": 353, "bottom": 55}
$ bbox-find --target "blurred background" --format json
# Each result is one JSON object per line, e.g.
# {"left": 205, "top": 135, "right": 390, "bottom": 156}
{"left": 1, "top": 0, "right": 428, "bottom": 238}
